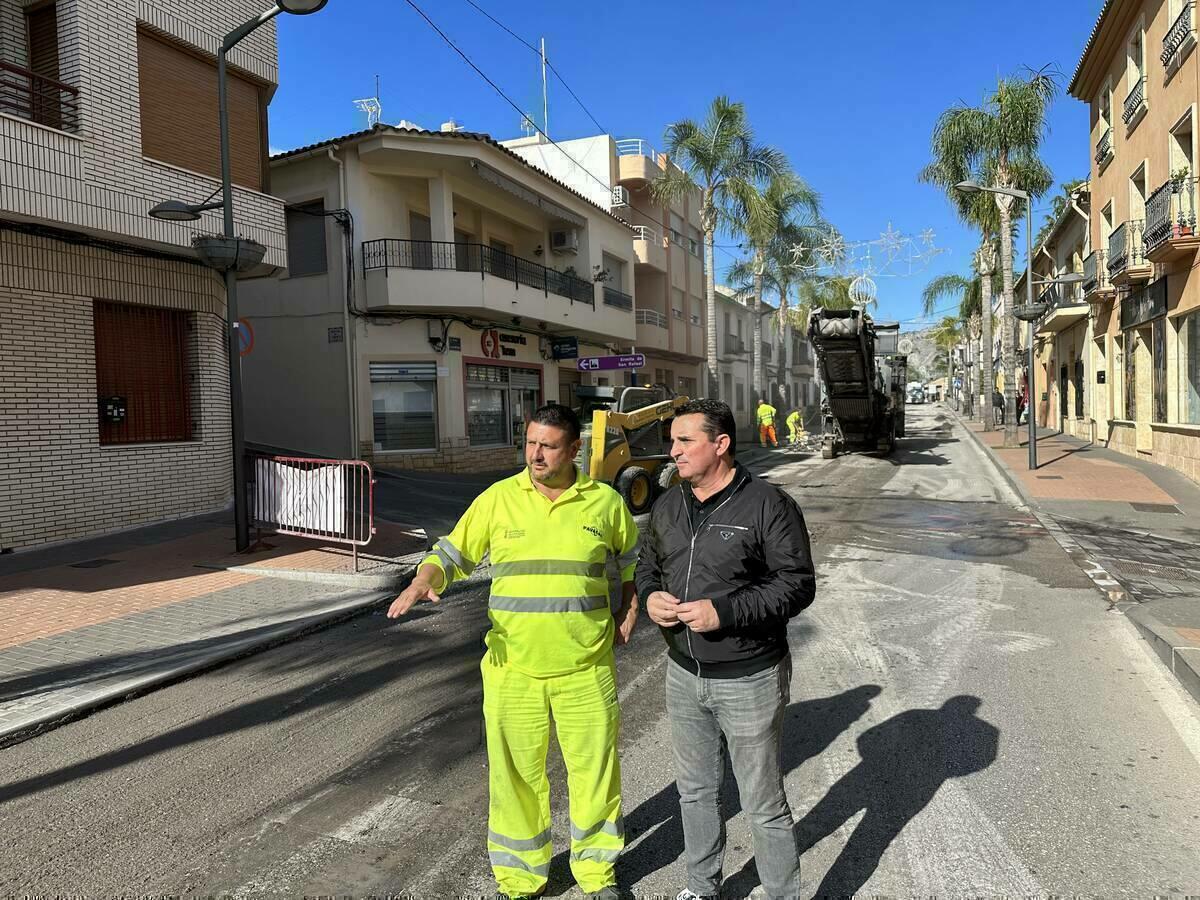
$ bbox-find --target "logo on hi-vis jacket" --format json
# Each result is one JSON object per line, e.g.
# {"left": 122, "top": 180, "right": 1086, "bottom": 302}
{"left": 502, "top": 529, "right": 526, "bottom": 540}
{"left": 582, "top": 524, "right": 604, "bottom": 539}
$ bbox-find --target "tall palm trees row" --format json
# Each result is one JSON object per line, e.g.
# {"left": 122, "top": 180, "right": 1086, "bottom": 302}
{"left": 649, "top": 96, "right": 844, "bottom": 405}
{"left": 920, "top": 68, "right": 1057, "bottom": 443}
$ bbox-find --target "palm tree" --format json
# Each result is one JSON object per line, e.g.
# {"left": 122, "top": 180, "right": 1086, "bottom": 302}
{"left": 921, "top": 69, "right": 1056, "bottom": 446}
{"left": 931, "top": 315, "right": 963, "bottom": 409}
{"left": 726, "top": 172, "right": 821, "bottom": 401}
{"left": 651, "top": 97, "right": 789, "bottom": 400}
{"left": 922, "top": 273, "right": 980, "bottom": 417}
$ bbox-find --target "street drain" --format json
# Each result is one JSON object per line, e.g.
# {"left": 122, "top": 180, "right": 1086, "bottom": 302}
{"left": 69, "top": 558, "right": 120, "bottom": 568}
{"left": 1036, "top": 475, "right": 1063, "bottom": 480}
{"left": 1129, "top": 502, "right": 1182, "bottom": 514}
{"left": 1108, "top": 559, "right": 1194, "bottom": 581}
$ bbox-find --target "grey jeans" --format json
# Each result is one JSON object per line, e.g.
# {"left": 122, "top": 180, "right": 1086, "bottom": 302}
{"left": 666, "top": 655, "right": 800, "bottom": 900}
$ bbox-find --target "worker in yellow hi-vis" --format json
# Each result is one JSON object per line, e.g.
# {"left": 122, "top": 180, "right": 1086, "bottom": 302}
{"left": 388, "top": 403, "right": 638, "bottom": 900}
{"left": 786, "top": 408, "right": 806, "bottom": 447}
{"left": 756, "top": 397, "right": 779, "bottom": 447}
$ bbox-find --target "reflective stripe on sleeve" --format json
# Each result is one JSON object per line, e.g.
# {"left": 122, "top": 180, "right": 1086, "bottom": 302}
{"left": 491, "top": 560, "right": 605, "bottom": 578}
{"left": 615, "top": 548, "right": 638, "bottom": 570}
{"left": 434, "top": 538, "right": 475, "bottom": 574}
{"left": 489, "top": 595, "right": 609, "bottom": 613}
{"left": 488, "top": 850, "right": 551, "bottom": 876}
{"left": 488, "top": 827, "right": 552, "bottom": 852}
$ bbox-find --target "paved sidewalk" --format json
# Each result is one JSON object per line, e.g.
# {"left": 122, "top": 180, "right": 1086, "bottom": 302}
{"left": 0, "top": 514, "right": 427, "bottom": 745}
{"left": 949, "top": 406, "right": 1200, "bottom": 704}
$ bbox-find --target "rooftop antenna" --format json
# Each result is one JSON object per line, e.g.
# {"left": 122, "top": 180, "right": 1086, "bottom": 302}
{"left": 519, "top": 111, "right": 537, "bottom": 137}
{"left": 353, "top": 74, "right": 382, "bottom": 127}
{"left": 540, "top": 37, "right": 549, "bottom": 142}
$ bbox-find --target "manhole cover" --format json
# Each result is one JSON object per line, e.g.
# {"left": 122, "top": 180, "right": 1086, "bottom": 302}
{"left": 1036, "top": 475, "right": 1063, "bottom": 480}
{"left": 69, "top": 558, "right": 120, "bottom": 569}
{"left": 1108, "top": 559, "right": 1194, "bottom": 582}
{"left": 1129, "top": 502, "right": 1182, "bottom": 514}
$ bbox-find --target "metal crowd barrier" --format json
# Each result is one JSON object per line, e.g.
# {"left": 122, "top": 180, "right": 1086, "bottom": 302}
{"left": 248, "top": 454, "right": 376, "bottom": 571}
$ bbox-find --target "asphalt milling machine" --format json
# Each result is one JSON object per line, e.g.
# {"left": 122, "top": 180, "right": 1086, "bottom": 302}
{"left": 575, "top": 384, "right": 688, "bottom": 514}
{"left": 808, "top": 307, "right": 907, "bottom": 459}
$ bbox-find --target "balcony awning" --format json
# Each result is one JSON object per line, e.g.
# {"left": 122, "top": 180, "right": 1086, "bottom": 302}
{"left": 1035, "top": 303, "right": 1088, "bottom": 336}
{"left": 469, "top": 160, "right": 586, "bottom": 227}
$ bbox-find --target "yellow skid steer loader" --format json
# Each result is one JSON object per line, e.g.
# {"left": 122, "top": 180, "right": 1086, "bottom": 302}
{"left": 574, "top": 385, "right": 689, "bottom": 514}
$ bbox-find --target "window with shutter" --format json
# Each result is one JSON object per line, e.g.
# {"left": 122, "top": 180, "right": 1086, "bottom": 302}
{"left": 24, "top": 2, "right": 61, "bottom": 129}
{"left": 93, "top": 301, "right": 193, "bottom": 444}
{"left": 286, "top": 201, "right": 328, "bottom": 276}
{"left": 136, "top": 29, "right": 267, "bottom": 191}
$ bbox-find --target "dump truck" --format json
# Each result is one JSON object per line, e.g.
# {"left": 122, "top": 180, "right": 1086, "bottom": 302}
{"left": 574, "top": 384, "right": 688, "bottom": 514}
{"left": 808, "top": 308, "right": 906, "bottom": 458}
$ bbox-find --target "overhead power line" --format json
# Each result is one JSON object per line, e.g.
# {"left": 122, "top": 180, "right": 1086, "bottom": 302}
{"left": 407, "top": 0, "right": 742, "bottom": 271}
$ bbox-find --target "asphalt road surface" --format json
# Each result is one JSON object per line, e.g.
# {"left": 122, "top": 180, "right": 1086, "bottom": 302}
{"left": 4, "top": 405, "right": 1200, "bottom": 897}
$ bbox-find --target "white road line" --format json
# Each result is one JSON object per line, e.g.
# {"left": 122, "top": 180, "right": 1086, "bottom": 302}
{"left": 1114, "top": 615, "right": 1200, "bottom": 766}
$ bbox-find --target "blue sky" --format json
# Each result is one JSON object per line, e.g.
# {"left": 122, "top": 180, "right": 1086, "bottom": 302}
{"left": 270, "top": 0, "right": 1102, "bottom": 331}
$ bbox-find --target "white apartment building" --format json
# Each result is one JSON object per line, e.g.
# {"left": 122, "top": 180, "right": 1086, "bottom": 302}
{"left": 0, "top": 0, "right": 286, "bottom": 551}
{"left": 238, "top": 124, "right": 637, "bottom": 473}
{"left": 503, "top": 134, "right": 707, "bottom": 398}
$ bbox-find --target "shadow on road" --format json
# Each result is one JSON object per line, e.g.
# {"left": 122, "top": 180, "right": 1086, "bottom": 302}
{"left": 598, "top": 684, "right": 883, "bottom": 897}
{"left": 722, "top": 695, "right": 999, "bottom": 899}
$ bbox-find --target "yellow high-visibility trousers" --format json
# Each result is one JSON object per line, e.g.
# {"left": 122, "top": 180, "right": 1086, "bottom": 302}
{"left": 482, "top": 652, "right": 623, "bottom": 896}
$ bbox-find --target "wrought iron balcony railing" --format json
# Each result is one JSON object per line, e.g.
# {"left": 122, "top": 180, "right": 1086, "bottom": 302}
{"left": 1108, "top": 220, "right": 1146, "bottom": 276}
{"left": 1162, "top": 0, "right": 1195, "bottom": 65}
{"left": 725, "top": 334, "right": 747, "bottom": 354}
{"left": 602, "top": 286, "right": 633, "bottom": 311}
{"left": 1082, "top": 249, "right": 1110, "bottom": 294}
{"left": 1095, "top": 127, "right": 1113, "bottom": 165}
{"left": 1144, "top": 177, "right": 1197, "bottom": 253}
{"left": 0, "top": 60, "right": 80, "bottom": 133}
{"left": 361, "top": 239, "right": 594, "bottom": 306}
{"left": 1123, "top": 75, "right": 1147, "bottom": 125}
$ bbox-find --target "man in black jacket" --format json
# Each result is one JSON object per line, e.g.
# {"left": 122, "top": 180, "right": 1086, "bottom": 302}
{"left": 636, "top": 399, "right": 815, "bottom": 900}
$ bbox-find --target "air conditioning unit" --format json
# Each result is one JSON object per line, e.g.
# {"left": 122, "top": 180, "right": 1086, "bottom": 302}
{"left": 610, "top": 186, "right": 629, "bottom": 208}
{"left": 550, "top": 228, "right": 579, "bottom": 255}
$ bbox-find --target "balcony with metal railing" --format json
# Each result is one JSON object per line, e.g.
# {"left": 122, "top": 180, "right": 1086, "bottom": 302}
{"left": 634, "top": 306, "right": 670, "bottom": 351}
{"left": 602, "top": 286, "right": 633, "bottom": 311}
{"left": 724, "top": 334, "right": 747, "bottom": 355}
{"left": 1144, "top": 176, "right": 1200, "bottom": 262}
{"left": 1035, "top": 278, "right": 1088, "bottom": 337}
{"left": 1162, "top": 0, "right": 1196, "bottom": 76}
{"left": 0, "top": 60, "right": 80, "bottom": 133}
{"left": 356, "top": 238, "right": 644, "bottom": 345}
{"left": 1095, "top": 127, "right": 1113, "bottom": 168}
{"left": 1108, "top": 220, "right": 1151, "bottom": 284}
{"left": 616, "top": 138, "right": 662, "bottom": 184}
{"left": 1122, "top": 75, "right": 1147, "bottom": 128}
{"left": 631, "top": 223, "right": 666, "bottom": 271}
{"left": 634, "top": 308, "right": 669, "bottom": 328}
{"left": 1082, "top": 249, "right": 1112, "bottom": 299}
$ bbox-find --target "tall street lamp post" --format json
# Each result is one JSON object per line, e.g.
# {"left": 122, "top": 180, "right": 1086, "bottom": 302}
{"left": 150, "top": 0, "right": 329, "bottom": 551}
{"left": 953, "top": 180, "right": 1089, "bottom": 470}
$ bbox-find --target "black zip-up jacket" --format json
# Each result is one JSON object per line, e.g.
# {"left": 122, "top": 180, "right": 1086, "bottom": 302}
{"left": 635, "top": 464, "right": 816, "bottom": 677}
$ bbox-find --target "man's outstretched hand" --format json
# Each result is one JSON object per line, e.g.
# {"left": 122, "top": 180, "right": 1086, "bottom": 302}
{"left": 387, "top": 578, "right": 440, "bottom": 618}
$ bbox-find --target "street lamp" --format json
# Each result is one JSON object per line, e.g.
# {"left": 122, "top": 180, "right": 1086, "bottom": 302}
{"left": 149, "top": 0, "right": 330, "bottom": 551}
{"left": 1016, "top": 270, "right": 1086, "bottom": 469}
{"left": 955, "top": 180, "right": 1038, "bottom": 465}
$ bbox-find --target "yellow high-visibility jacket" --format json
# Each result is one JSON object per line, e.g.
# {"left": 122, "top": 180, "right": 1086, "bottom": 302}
{"left": 756, "top": 402, "right": 777, "bottom": 426}
{"left": 786, "top": 410, "right": 803, "bottom": 432}
{"left": 422, "top": 467, "right": 639, "bottom": 677}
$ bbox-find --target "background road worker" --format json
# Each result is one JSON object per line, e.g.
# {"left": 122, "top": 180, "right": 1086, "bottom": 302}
{"left": 786, "top": 409, "right": 806, "bottom": 447}
{"left": 388, "top": 404, "right": 638, "bottom": 900}
{"left": 756, "top": 398, "right": 778, "bottom": 447}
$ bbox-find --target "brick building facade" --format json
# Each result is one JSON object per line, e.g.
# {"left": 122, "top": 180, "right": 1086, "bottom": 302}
{"left": 0, "top": 0, "right": 287, "bottom": 551}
